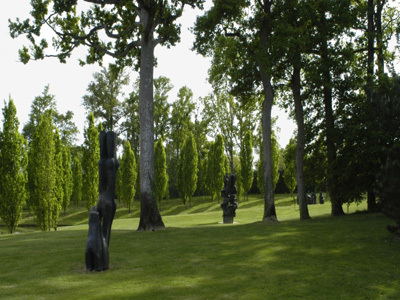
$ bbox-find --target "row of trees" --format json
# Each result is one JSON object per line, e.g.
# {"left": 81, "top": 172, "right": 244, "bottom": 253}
{"left": 8, "top": 0, "right": 400, "bottom": 231}
{"left": 0, "top": 85, "right": 263, "bottom": 232}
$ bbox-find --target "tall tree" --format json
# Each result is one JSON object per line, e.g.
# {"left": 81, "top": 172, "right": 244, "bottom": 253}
{"left": 53, "top": 129, "right": 64, "bottom": 229}
{"left": 205, "top": 135, "right": 225, "bottom": 202}
{"left": 168, "top": 86, "right": 195, "bottom": 195}
{"left": 272, "top": 0, "right": 311, "bottom": 220}
{"left": 82, "top": 66, "right": 128, "bottom": 132}
{"left": 121, "top": 84, "right": 141, "bottom": 158}
{"left": 10, "top": 0, "right": 204, "bottom": 231}
{"left": 0, "top": 98, "right": 28, "bottom": 233}
{"left": 177, "top": 132, "right": 198, "bottom": 207}
{"left": 55, "top": 110, "right": 79, "bottom": 147}
{"left": 23, "top": 86, "right": 78, "bottom": 146}
{"left": 154, "top": 138, "right": 168, "bottom": 210}
{"left": 23, "top": 85, "right": 57, "bottom": 143}
{"left": 193, "top": 0, "right": 278, "bottom": 222}
{"left": 82, "top": 112, "right": 100, "bottom": 211}
{"left": 61, "top": 145, "right": 73, "bottom": 215}
{"left": 154, "top": 76, "right": 173, "bottom": 141}
{"left": 120, "top": 141, "right": 137, "bottom": 213}
{"left": 28, "top": 110, "right": 56, "bottom": 231}
{"left": 240, "top": 130, "right": 254, "bottom": 201}
{"left": 71, "top": 153, "right": 83, "bottom": 208}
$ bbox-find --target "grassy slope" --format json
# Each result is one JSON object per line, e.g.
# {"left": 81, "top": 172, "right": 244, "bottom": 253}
{"left": 0, "top": 194, "right": 399, "bottom": 300}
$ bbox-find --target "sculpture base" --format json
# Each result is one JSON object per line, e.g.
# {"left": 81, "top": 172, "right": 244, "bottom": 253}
{"left": 223, "top": 216, "right": 234, "bottom": 224}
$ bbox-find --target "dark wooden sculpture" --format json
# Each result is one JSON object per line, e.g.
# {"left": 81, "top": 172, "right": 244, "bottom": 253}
{"left": 85, "top": 131, "right": 119, "bottom": 271}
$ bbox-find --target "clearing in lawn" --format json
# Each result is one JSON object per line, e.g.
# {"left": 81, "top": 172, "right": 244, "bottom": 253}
{"left": 0, "top": 194, "right": 399, "bottom": 299}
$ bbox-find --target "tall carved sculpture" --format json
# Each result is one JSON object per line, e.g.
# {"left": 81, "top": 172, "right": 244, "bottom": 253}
{"left": 220, "top": 174, "right": 238, "bottom": 224}
{"left": 85, "top": 131, "right": 119, "bottom": 271}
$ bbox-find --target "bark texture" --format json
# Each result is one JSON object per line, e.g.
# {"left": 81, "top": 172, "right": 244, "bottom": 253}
{"left": 291, "top": 65, "right": 310, "bottom": 220}
{"left": 137, "top": 9, "right": 164, "bottom": 231}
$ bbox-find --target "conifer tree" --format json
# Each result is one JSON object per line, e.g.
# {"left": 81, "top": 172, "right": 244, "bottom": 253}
{"left": 120, "top": 141, "right": 137, "bottom": 213}
{"left": 155, "top": 138, "right": 168, "bottom": 210}
{"left": 62, "top": 145, "right": 73, "bottom": 215}
{"left": 240, "top": 130, "right": 254, "bottom": 201}
{"left": 82, "top": 112, "right": 100, "bottom": 210}
{"left": 0, "top": 98, "right": 28, "bottom": 233}
{"left": 71, "top": 154, "right": 82, "bottom": 207}
{"left": 28, "top": 110, "right": 56, "bottom": 231}
{"left": 206, "top": 135, "right": 225, "bottom": 202}
{"left": 177, "top": 133, "right": 198, "bottom": 207}
{"left": 52, "top": 129, "right": 64, "bottom": 229}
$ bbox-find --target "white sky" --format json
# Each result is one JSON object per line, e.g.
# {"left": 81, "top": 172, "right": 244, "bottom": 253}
{"left": 0, "top": 1, "right": 318, "bottom": 149}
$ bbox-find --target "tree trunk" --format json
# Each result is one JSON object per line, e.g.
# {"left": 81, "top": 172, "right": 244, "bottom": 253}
{"left": 367, "top": 0, "right": 375, "bottom": 94}
{"left": 260, "top": 70, "right": 277, "bottom": 222}
{"left": 319, "top": 7, "right": 344, "bottom": 216}
{"left": 137, "top": 25, "right": 164, "bottom": 231}
{"left": 259, "top": 1, "right": 277, "bottom": 223}
{"left": 291, "top": 65, "right": 310, "bottom": 220}
{"left": 376, "top": 0, "right": 385, "bottom": 76}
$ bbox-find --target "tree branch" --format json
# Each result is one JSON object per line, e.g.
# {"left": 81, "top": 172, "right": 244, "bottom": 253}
{"left": 84, "top": 0, "right": 121, "bottom": 4}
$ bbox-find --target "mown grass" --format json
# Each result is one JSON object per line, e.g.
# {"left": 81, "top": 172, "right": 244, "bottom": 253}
{"left": 0, "top": 194, "right": 399, "bottom": 299}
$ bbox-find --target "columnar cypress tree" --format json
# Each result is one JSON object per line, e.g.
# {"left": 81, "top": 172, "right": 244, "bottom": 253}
{"left": 53, "top": 129, "right": 64, "bottom": 230}
{"left": 71, "top": 154, "right": 82, "bottom": 207}
{"left": 155, "top": 138, "right": 168, "bottom": 210}
{"left": 82, "top": 112, "right": 100, "bottom": 211}
{"left": 240, "top": 130, "right": 254, "bottom": 201}
{"left": 0, "top": 98, "right": 28, "bottom": 233}
{"left": 28, "top": 110, "right": 56, "bottom": 231}
{"left": 120, "top": 141, "right": 137, "bottom": 213}
{"left": 177, "top": 132, "right": 198, "bottom": 208}
{"left": 61, "top": 145, "right": 73, "bottom": 215}
{"left": 206, "top": 135, "right": 225, "bottom": 202}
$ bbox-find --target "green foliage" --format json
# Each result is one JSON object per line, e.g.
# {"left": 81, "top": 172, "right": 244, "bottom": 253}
{"left": 0, "top": 98, "right": 28, "bottom": 233}
{"left": 71, "top": 153, "right": 82, "bottom": 207}
{"left": 23, "top": 86, "right": 78, "bottom": 146}
{"left": 154, "top": 77, "right": 173, "bottom": 140}
{"left": 239, "top": 130, "right": 254, "bottom": 200}
{"left": 9, "top": 0, "right": 204, "bottom": 68}
{"left": 120, "top": 87, "right": 140, "bottom": 157}
{"left": 120, "top": 141, "right": 137, "bottom": 213}
{"left": 28, "top": 110, "right": 56, "bottom": 231}
{"left": 82, "top": 112, "right": 99, "bottom": 211}
{"left": 22, "top": 85, "right": 57, "bottom": 143}
{"left": 53, "top": 129, "right": 64, "bottom": 229}
{"left": 82, "top": 66, "right": 128, "bottom": 132}
{"left": 168, "top": 86, "right": 196, "bottom": 195}
{"left": 61, "top": 146, "right": 73, "bottom": 214}
{"left": 177, "top": 133, "right": 198, "bottom": 207}
{"left": 155, "top": 138, "right": 168, "bottom": 209}
{"left": 205, "top": 135, "right": 225, "bottom": 201}
{"left": 283, "top": 138, "right": 297, "bottom": 198}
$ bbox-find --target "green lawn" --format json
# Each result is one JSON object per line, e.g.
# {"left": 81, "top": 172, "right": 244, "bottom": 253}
{"left": 0, "top": 194, "right": 399, "bottom": 299}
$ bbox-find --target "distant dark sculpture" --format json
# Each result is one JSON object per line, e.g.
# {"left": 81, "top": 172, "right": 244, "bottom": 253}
{"left": 306, "top": 192, "right": 317, "bottom": 205}
{"left": 220, "top": 174, "right": 238, "bottom": 224}
{"left": 319, "top": 192, "right": 324, "bottom": 204}
{"left": 85, "top": 131, "right": 119, "bottom": 271}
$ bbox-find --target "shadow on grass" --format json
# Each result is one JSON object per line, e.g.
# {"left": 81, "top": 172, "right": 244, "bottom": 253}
{"left": 0, "top": 213, "right": 398, "bottom": 299}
